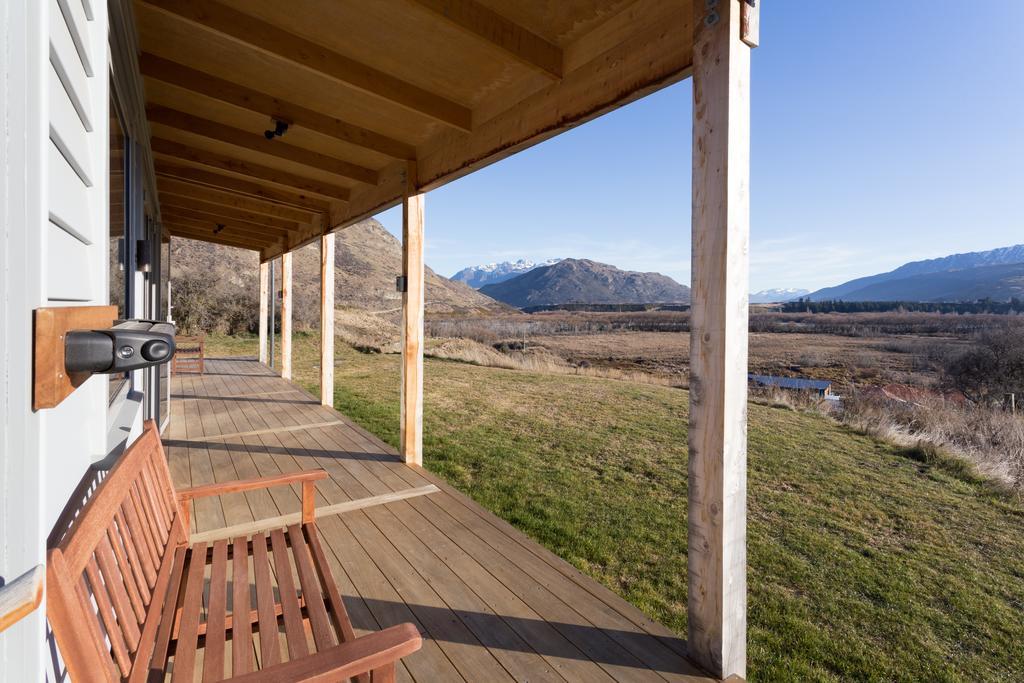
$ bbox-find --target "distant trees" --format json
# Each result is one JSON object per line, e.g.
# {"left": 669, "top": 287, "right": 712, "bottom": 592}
{"left": 172, "top": 270, "right": 322, "bottom": 336}
{"left": 783, "top": 298, "right": 1024, "bottom": 315}
{"left": 172, "top": 271, "right": 259, "bottom": 335}
{"left": 943, "top": 330, "right": 1024, "bottom": 404}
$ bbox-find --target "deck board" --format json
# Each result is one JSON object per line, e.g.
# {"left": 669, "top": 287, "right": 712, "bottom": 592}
{"left": 165, "top": 357, "right": 712, "bottom": 682}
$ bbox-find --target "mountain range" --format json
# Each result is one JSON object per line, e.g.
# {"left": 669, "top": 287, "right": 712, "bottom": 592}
{"left": 808, "top": 244, "right": 1024, "bottom": 302}
{"left": 451, "top": 258, "right": 563, "bottom": 288}
{"left": 750, "top": 288, "right": 810, "bottom": 304}
{"left": 478, "top": 258, "right": 690, "bottom": 308}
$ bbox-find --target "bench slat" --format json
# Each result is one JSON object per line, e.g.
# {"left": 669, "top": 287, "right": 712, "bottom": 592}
{"left": 124, "top": 493, "right": 158, "bottom": 587}
{"left": 141, "top": 462, "right": 170, "bottom": 546}
{"left": 95, "top": 533, "right": 142, "bottom": 650}
{"left": 142, "top": 544, "right": 188, "bottom": 682}
{"left": 306, "top": 525, "right": 359, "bottom": 645}
{"left": 115, "top": 508, "right": 152, "bottom": 605}
{"left": 251, "top": 532, "right": 280, "bottom": 668}
{"left": 171, "top": 541, "right": 208, "bottom": 682}
{"left": 107, "top": 521, "right": 146, "bottom": 624}
{"left": 84, "top": 556, "right": 132, "bottom": 676}
{"left": 131, "top": 483, "right": 163, "bottom": 575}
{"left": 270, "top": 529, "right": 308, "bottom": 660}
{"left": 232, "top": 536, "right": 253, "bottom": 675}
{"left": 203, "top": 540, "right": 229, "bottom": 682}
{"left": 287, "top": 524, "right": 335, "bottom": 652}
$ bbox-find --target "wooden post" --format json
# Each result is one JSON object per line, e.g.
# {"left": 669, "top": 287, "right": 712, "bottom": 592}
{"left": 258, "top": 261, "right": 269, "bottom": 365}
{"left": 400, "top": 161, "right": 425, "bottom": 466}
{"left": 320, "top": 232, "right": 335, "bottom": 407}
{"left": 688, "top": 0, "right": 752, "bottom": 679}
{"left": 281, "top": 251, "right": 293, "bottom": 380}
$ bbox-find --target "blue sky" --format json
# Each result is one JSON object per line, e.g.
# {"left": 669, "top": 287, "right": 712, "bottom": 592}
{"left": 377, "top": 3, "right": 1024, "bottom": 292}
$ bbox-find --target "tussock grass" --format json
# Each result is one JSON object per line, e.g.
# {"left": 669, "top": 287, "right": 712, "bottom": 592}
{"left": 840, "top": 394, "right": 1024, "bottom": 494}
{"left": 208, "top": 333, "right": 1024, "bottom": 681}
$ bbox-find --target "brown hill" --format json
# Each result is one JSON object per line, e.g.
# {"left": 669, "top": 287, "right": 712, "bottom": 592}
{"left": 170, "top": 219, "right": 506, "bottom": 330}
{"left": 479, "top": 258, "right": 691, "bottom": 309}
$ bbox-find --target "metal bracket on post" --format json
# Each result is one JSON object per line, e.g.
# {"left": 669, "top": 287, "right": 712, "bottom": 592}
{"left": 741, "top": 0, "right": 759, "bottom": 48}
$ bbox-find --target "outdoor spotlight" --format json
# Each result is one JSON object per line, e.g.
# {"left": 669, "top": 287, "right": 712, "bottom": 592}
{"left": 135, "top": 239, "right": 152, "bottom": 273}
{"left": 264, "top": 118, "right": 289, "bottom": 140}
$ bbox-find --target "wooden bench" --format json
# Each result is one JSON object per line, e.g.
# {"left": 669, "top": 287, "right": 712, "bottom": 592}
{"left": 47, "top": 421, "right": 421, "bottom": 682}
{"left": 173, "top": 335, "right": 206, "bottom": 374}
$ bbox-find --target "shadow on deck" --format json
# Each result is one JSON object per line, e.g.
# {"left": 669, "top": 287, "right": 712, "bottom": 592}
{"left": 165, "top": 357, "right": 712, "bottom": 682}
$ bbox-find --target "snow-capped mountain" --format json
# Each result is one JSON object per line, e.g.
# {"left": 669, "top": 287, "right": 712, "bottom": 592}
{"left": 451, "top": 258, "right": 563, "bottom": 289}
{"left": 750, "top": 288, "right": 810, "bottom": 304}
{"left": 808, "top": 244, "right": 1024, "bottom": 301}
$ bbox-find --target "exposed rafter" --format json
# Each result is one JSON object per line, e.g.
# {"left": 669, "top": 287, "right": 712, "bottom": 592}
{"left": 141, "top": 0, "right": 473, "bottom": 131}
{"left": 139, "top": 53, "right": 416, "bottom": 160}
{"left": 158, "top": 194, "right": 303, "bottom": 232}
{"left": 155, "top": 162, "right": 333, "bottom": 212}
{"left": 151, "top": 138, "right": 352, "bottom": 202}
{"left": 159, "top": 204, "right": 296, "bottom": 236}
{"left": 156, "top": 176, "right": 318, "bottom": 223}
{"left": 147, "top": 105, "right": 379, "bottom": 185}
{"left": 165, "top": 224, "right": 271, "bottom": 250}
{"left": 163, "top": 215, "right": 282, "bottom": 244}
{"left": 407, "top": 0, "right": 562, "bottom": 78}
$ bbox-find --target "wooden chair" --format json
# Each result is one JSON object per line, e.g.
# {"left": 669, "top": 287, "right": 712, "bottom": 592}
{"left": 173, "top": 335, "right": 206, "bottom": 374}
{"left": 46, "top": 421, "right": 421, "bottom": 682}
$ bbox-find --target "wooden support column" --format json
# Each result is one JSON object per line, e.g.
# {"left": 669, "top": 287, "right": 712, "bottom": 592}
{"left": 281, "top": 251, "right": 293, "bottom": 380}
{"left": 320, "top": 232, "right": 335, "bottom": 406}
{"left": 688, "top": 0, "right": 752, "bottom": 679}
{"left": 258, "top": 261, "right": 269, "bottom": 365}
{"left": 400, "top": 162, "right": 425, "bottom": 466}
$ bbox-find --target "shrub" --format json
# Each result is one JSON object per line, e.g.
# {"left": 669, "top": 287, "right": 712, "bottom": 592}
{"left": 942, "top": 330, "right": 1024, "bottom": 404}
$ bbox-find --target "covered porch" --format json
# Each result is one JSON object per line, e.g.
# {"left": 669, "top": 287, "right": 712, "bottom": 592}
{"left": 138, "top": 0, "right": 754, "bottom": 678}
{"left": 166, "top": 357, "right": 709, "bottom": 681}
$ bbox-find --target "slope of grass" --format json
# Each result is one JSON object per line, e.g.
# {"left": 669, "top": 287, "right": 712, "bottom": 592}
{"left": 208, "top": 334, "right": 1024, "bottom": 681}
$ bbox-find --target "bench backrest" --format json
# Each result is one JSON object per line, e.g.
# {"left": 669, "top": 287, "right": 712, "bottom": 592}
{"left": 47, "top": 421, "right": 185, "bottom": 682}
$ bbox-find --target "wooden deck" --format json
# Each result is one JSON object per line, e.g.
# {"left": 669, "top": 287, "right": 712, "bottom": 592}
{"left": 165, "top": 358, "right": 712, "bottom": 682}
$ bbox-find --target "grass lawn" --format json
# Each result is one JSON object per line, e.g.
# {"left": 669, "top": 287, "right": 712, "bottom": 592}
{"left": 208, "top": 333, "right": 1024, "bottom": 681}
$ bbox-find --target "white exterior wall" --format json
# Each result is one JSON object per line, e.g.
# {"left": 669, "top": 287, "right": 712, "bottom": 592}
{"left": 0, "top": 0, "right": 110, "bottom": 679}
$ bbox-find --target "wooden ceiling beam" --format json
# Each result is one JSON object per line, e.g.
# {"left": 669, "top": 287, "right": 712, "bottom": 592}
{"left": 155, "top": 162, "right": 333, "bottom": 212}
{"left": 163, "top": 216, "right": 282, "bottom": 245}
{"left": 165, "top": 225, "right": 269, "bottom": 251}
{"left": 407, "top": 0, "right": 562, "bottom": 78}
{"left": 156, "top": 176, "right": 318, "bottom": 222}
{"left": 141, "top": 0, "right": 473, "bottom": 131}
{"left": 161, "top": 211, "right": 291, "bottom": 241}
{"left": 147, "top": 105, "right": 379, "bottom": 185}
{"left": 159, "top": 200, "right": 299, "bottom": 233}
{"left": 139, "top": 53, "right": 415, "bottom": 160}
{"left": 152, "top": 138, "right": 352, "bottom": 202}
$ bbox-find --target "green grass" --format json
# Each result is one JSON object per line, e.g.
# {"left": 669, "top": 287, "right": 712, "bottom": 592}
{"left": 208, "top": 333, "right": 1024, "bottom": 681}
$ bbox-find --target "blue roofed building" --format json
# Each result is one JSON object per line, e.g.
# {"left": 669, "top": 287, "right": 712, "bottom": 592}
{"left": 748, "top": 374, "right": 834, "bottom": 397}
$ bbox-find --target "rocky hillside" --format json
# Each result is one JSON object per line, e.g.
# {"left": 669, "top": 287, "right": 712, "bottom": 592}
{"left": 479, "top": 258, "right": 691, "bottom": 308}
{"left": 170, "top": 219, "right": 506, "bottom": 329}
{"left": 809, "top": 244, "right": 1024, "bottom": 301}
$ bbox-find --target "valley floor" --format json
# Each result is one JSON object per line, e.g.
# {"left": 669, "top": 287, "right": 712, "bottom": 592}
{"left": 208, "top": 333, "right": 1024, "bottom": 682}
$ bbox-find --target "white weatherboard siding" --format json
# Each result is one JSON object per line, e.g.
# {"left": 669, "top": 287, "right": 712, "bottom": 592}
{"left": 0, "top": 0, "right": 109, "bottom": 679}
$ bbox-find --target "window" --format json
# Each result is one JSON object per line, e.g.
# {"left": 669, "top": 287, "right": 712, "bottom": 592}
{"left": 109, "top": 90, "right": 129, "bottom": 402}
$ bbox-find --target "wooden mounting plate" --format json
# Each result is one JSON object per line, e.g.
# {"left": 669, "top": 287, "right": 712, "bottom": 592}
{"left": 33, "top": 305, "right": 118, "bottom": 411}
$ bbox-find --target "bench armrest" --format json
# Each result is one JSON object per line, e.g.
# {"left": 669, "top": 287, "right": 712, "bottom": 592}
{"left": 178, "top": 470, "right": 328, "bottom": 501}
{"left": 227, "top": 622, "right": 422, "bottom": 682}
{"left": 178, "top": 470, "right": 328, "bottom": 529}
